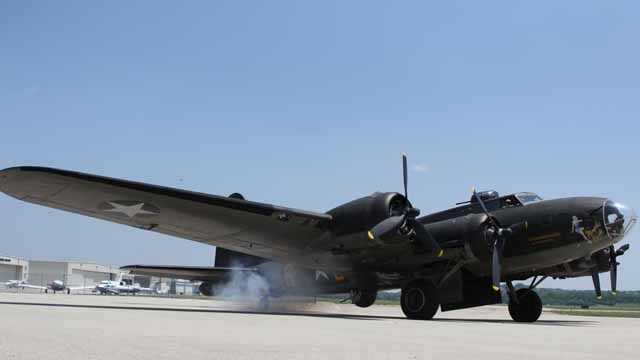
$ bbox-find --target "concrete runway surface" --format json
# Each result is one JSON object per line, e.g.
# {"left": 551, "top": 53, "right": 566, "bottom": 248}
{"left": 0, "top": 292, "right": 636, "bottom": 360}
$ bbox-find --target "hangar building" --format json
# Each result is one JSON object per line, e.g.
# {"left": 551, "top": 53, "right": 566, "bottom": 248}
{"left": 0, "top": 256, "right": 28, "bottom": 282}
{"left": 27, "top": 260, "right": 121, "bottom": 288}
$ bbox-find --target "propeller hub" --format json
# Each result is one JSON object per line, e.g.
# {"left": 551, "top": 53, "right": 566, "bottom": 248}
{"left": 367, "top": 154, "right": 443, "bottom": 257}
{"left": 407, "top": 207, "right": 420, "bottom": 218}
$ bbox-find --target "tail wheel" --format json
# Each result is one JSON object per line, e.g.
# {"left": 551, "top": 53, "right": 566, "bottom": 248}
{"left": 508, "top": 288, "right": 542, "bottom": 323}
{"left": 401, "top": 280, "right": 439, "bottom": 320}
{"left": 352, "top": 289, "right": 377, "bottom": 308}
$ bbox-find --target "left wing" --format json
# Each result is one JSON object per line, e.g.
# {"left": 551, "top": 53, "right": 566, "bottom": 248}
{"left": 0, "top": 166, "right": 333, "bottom": 264}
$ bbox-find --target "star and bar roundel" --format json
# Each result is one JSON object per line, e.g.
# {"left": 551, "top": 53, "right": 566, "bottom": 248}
{"left": 97, "top": 200, "right": 160, "bottom": 219}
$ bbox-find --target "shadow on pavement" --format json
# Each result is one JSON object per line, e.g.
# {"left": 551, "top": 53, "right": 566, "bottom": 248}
{"left": 432, "top": 317, "right": 597, "bottom": 326}
{"left": 0, "top": 300, "right": 597, "bottom": 326}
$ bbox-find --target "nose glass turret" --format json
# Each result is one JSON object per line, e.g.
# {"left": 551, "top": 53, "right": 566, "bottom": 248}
{"left": 603, "top": 200, "right": 636, "bottom": 241}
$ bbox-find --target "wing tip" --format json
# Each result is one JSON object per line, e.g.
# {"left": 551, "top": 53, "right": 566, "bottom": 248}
{"left": 1, "top": 166, "right": 59, "bottom": 183}
{"left": 1, "top": 165, "right": 54, "bottom": 173}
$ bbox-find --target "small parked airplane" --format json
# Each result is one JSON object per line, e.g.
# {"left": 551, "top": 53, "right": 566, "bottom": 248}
{"left": 5, "top": 279, "right": 94, "bottom": 294}
{"left": 94, "top": 279, "right": 156, "bottom": 295}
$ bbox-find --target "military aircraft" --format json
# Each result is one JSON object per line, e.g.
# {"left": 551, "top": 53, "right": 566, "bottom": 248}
{"left": 0, "top": 155, "right": 635, "bottom": 322}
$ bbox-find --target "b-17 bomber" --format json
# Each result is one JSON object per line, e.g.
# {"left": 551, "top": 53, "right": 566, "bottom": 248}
{"left": 0, "top": 155, "right": 635, "bottom": 322}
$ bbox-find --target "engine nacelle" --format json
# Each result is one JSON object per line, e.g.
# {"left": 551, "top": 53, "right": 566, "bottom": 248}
{"left": 464, "top": 214, "right": 493, "bottom": 261}
{"left": 327, "top": 192, "right": 409, "bottom": 236}
{"left": 424, "top": 213, "right": 492, "bottom": 261}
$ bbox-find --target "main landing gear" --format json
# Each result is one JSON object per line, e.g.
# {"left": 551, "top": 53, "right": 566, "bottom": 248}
{"left": 400, "top": 280, "right": 439, "bottom": 320}
{"left": 351, "top": 289, "right": 377, "bottom": 308}
{"left": 506, "top": 280, "right": 543, "bottom": 322}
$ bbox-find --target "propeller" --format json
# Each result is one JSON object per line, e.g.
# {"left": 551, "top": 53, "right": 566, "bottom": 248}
{"left": 472, "top": 188, "right": 527, "bottom": 292}
{"left": 616, "top": 243, "right": 630, "bottom": 256}
{"left": 609, "top": 245, "right": 618, "bottom": 296}
{"left": 368, "top": 154, "right": 443, "bottom": 257}
{"left": 592, "top": 269, "right": 602, "bottom": 299}
{"left": 609, "top": 243, "right": 629, "bottom": 296}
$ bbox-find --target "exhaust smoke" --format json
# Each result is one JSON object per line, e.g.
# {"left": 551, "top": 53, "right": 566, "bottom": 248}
{"left": 212, "top": 261, "right": 321, "bottom": 312}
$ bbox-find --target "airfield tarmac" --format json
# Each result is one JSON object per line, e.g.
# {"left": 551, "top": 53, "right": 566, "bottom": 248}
{"left": 0, "top": 292, "right": 636, "bottom": 360}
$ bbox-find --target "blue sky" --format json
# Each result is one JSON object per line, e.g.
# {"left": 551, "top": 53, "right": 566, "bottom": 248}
{"left": 1, "top": 1, "right": 638, "bottom": 289}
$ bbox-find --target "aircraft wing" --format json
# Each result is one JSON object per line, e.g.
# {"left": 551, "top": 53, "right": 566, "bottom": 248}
{"left": 0, "top": 167, "right": 332, "bottom": 263}
{"left": 121, "top": 265, "right": 257, "bottom": 281}
{"left": 67, "top": 286, "right": 97, "bottom": 291}
{"left": 19, "top": 283, "right": 47, "bottom": 290}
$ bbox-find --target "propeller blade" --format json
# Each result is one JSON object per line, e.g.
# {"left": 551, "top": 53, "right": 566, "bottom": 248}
{"left": 610, "top": 245, "right": 618, "bottom": 295}
{"left": 615, "top": 244, "right": 630, "bottom": 257}
{"left": 411, "top": 220, "right": 443, "bottom": 257}
{"left": 369, "top": 215, "right": 406, "bottom": 240}
{"left": 491, "top": 237, "right": 505, "bottom": 292}
{"left": 591, "top": 269, "right": 602, "bottom": 299}
{"left": 402, "top": 153, "right": 408, "bottom": 200}
{"left": 471, "top": 187, "right": 493, "bottom": 221}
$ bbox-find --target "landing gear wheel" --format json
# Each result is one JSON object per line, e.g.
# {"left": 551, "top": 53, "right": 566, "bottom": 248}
{"left": 352, "top": 290, "right": 377, "bottom": 308}
{"left": 401, "top": 280, "right": 439, "bottom": 320}
{"left": 508, "top": 289, "right": 542, "bottom": 323}
{"left": 198, "top": 281, "right": 214, "bottom": 296}
{"left": 258, "top": 296, "right": 270, "bottom": 311}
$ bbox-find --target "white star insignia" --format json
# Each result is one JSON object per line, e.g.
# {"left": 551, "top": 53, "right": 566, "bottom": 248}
{"left": 104, "top": 202, "right": 157, "bottom": 218}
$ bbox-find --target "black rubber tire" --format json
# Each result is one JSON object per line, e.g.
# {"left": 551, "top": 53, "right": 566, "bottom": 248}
{"left": 508, "top": 289, "right": 542, "bottom": 323}
{"left": 353, "top": 290, "right": 377, "bottom": 308}
{"left": 401, "top": 280, "right": 439, "bottom": 320}
{"left": 199, "top": 281, "right": 214, "bottom": 296}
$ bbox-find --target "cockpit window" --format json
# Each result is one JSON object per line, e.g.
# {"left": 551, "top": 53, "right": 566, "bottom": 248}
{"left": 500, "top": 196, "right": 521, "bottom": 208}
{"left": 515, "top": 192, "right": 543, "bottom": 205}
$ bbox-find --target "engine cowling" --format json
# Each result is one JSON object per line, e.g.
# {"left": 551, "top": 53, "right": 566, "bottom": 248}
{"left": 327, "top": 192, "right": 409, "bottom": 236}
{"left": 423, "top": 213, "right": 492, "bottom": 260}
{"left": 464, "top": 214, "right": 493, "bottom": 261}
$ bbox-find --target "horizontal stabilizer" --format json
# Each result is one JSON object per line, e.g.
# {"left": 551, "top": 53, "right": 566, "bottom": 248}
{"left": 120, "top": 265, "right": 257, "bottom": 281}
